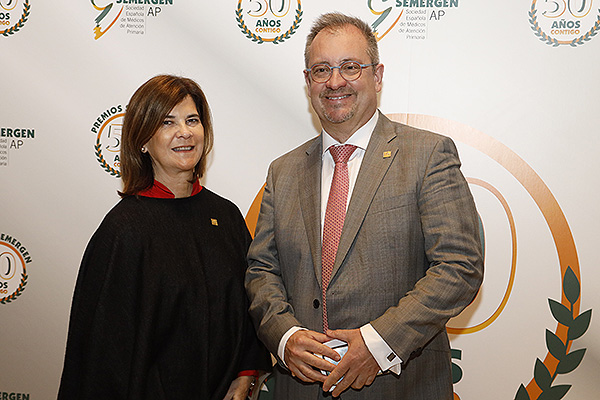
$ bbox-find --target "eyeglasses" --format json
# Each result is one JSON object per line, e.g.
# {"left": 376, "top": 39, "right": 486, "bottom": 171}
{"left": 305, "top": 61, "right": 378, "bottom": 83}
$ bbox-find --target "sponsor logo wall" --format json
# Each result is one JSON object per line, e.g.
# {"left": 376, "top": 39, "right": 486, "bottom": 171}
{"left": 1, "top": 1, "right": 598, "bottom": 398}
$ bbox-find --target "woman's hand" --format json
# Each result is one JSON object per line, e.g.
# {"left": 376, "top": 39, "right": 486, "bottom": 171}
{"left": 222, "top": 375, "right": 255, "bottom": 400}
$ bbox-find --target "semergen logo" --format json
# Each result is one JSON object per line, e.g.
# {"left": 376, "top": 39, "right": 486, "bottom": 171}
{"left": 91, "top": 0, "right": 173, "bottom": 40}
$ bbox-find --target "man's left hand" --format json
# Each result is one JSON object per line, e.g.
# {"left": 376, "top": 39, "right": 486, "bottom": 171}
{"left": 322, "top": 328, "right": 380, "bottom": 397}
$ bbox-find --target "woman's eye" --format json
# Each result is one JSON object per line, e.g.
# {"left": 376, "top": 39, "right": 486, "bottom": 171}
{"left": 187, "top": 118, "right": 200, "bottom": 125}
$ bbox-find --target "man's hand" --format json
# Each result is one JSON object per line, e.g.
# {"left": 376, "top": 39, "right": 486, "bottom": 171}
{"left": 284, "top": 330, "right": 341, "bottom": 383}
{"left": 322, "top": 329, "right": 380, "bottom": 397}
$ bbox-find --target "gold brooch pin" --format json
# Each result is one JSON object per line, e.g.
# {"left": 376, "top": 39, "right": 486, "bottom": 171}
{"left": 383, "top": 151, "right": 392, "bottom": 158}
{"left": 211, "top": 218, "right": 218, "bottom": 226}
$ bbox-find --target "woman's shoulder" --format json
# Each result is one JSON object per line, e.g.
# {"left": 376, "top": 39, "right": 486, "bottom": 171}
{"left": 103, "top": 196, "right": 144, "bottom": 219}
{"left": 93, "top": 196, "right": 155, "bottom": 237}
{"left": 195, "top": 187, "right": 242, "bottom": 215}
{"left": 194, "top": 188, "right": 249, "bottom": 237}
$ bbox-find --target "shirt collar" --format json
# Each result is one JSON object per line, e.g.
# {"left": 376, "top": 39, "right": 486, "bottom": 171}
{"left": 321, "top": 111, "right": 379, "bottom": 156}
{"left": 137, "top": 179, "right": 203, "bottom": 198}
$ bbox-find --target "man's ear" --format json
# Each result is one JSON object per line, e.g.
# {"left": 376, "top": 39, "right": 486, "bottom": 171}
{"left": 374, "top": 63, "right": 384, "bottom": 92}
{"left": 304, "top": 70, "right": 312, "bottom": 89}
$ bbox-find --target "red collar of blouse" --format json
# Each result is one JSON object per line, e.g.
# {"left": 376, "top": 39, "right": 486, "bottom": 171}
{"left": 137, "top": 180, "right": 203, "bottom": 199}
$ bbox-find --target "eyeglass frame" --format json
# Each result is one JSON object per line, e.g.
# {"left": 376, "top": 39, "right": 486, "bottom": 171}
{"left": 304, "top": 61, "right": 378, "bottom": 83}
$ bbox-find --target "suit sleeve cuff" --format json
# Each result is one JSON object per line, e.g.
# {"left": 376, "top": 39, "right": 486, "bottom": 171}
{"left": 360, "top": 324, "right": 403, "bottom": 375}
{"left": 277, "top": 326, "right": 306, "bottom": 368}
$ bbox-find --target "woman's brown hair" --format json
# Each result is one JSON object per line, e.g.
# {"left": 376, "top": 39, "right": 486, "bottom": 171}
{"left": 119, "top": 75, "right": 214, "bottom": 197}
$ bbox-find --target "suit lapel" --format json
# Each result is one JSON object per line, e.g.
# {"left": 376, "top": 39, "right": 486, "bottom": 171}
{"left": 298, "top": 136, "right": 324, "bottom": 286}
{"left": 331, "top": 113, "right": 399, "bottom": 280}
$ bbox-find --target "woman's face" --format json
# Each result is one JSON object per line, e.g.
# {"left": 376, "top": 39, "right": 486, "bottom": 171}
{"left": 144, "top": 95, "right": 204, "bottom": 183}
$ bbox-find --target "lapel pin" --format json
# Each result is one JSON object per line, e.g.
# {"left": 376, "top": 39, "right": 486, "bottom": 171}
{"left": 211, "top": 218, "right": 218, "bottom": 226}
{"left": 383, "top": 151, "right": 392, "bottom": 158}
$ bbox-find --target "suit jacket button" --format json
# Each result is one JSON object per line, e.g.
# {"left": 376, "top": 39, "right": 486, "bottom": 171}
{"left": 313, "top": 299, "right": 320, "bottom": 309}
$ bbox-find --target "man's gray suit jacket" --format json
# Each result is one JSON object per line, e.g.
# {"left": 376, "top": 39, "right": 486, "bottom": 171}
{"left": 246, "top": 112, "right": 484, "bottom": 399}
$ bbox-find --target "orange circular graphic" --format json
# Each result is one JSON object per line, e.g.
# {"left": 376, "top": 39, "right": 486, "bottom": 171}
{"left": 446, "top": 178, "right": 517, "bottom": 335}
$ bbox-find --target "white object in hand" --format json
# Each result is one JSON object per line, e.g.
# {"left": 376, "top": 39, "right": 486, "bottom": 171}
{"left": 320, "top": 339, "right": 348, "bottom": 391}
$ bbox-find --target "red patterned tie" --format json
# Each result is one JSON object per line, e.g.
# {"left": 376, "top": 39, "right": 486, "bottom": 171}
{"left": 322, "top": 144, "right": 357, "bottom": 332}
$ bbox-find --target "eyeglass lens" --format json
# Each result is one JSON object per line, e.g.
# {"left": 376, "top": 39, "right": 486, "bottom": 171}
{"left": 311, "top": 61, "right": 363, "bottom": 82}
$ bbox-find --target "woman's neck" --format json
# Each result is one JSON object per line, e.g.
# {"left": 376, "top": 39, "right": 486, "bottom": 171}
{"left": 155, "top": 173, "right": 194, "bottom": 198}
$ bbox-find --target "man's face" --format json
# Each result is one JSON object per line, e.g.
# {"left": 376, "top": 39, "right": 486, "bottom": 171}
{"left": 305, "top": 25, "right": 383, "bottom": 138}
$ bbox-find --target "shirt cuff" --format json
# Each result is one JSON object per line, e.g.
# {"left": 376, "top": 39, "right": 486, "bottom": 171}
{"left": 277, "top": 326, "right": 307, "bottom": 368}
{"left": 360, "top": 324, "right": 402, "bottom": 375}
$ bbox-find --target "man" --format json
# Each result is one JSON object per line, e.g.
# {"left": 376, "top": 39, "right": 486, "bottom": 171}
{"left": 246, "top": 12, "right": 483, "bottom": 399}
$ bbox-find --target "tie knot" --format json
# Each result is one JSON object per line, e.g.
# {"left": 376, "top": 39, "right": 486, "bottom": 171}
{"left": 329, "top": 145, "right": 357, "bottom": 164}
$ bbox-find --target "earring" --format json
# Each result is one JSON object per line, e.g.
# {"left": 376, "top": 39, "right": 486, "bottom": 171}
{"left": 141, "top": 146, "right": 147, "bottom": 153}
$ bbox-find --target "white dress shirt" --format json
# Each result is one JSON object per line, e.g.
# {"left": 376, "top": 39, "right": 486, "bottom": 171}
{"left": 278, "top": 111, "right": 402, "bottom": 375}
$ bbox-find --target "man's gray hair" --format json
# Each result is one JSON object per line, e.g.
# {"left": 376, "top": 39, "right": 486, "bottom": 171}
{"left": 304, "top": 12, "right": 380, "bottom": 68}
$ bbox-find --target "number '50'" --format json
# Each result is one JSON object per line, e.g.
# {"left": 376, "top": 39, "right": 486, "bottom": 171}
{"left": 247, "top": 0, "right": 291, "bottom": 18}
{"left": 542, "top": 0, "right": 593, "bottom": 18}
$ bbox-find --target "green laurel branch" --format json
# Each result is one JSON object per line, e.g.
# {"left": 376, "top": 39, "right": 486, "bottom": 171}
{"left": 568, "top": 11, "right": 600, "bottom": 47}
{"left": 529, "top": 4, "right": 600, "bottom": 47}
{"left": 272, "top": 5, "right": 302, "bottom": 45}
{"left": 1, "top": 0, "right": 31, "bottom": 37}
{"left": 236, "top": 2, "right": 302, "bottom": 45}
{"left": 236, "top": 4, "right": 264, "bottom": 44}
{"left": 0, "top": 272, "right": 28, "bottom": 304}
{"left": 529, "top": 6, "right": 559, "bottom": 47}
{"left": 515, "top": 266, "right": 592, "bottom": 400}
{"left": 95, "top": 137, "right": 121, "bottom": 177}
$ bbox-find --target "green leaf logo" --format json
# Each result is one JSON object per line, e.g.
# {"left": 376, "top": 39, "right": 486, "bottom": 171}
{"left": 515, "top": 267, "right": 592, "bottom": 399}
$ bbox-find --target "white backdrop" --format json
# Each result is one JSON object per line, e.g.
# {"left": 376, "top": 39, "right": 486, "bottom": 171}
{"left": 1, "top": 1, "right": 599, "bottom": 399}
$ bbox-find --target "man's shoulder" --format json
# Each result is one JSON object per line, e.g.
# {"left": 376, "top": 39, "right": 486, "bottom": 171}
{"left": 379, "top": 114, "right": 450, "bottom": 144}
{"left": 271, "top": 135, "right": 321, "bottom": 166}
{"left": 372, "top": 115, "right": 456, "bottom": 159}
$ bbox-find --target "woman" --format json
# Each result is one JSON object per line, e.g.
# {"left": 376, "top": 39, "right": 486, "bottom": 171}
{"left": 58, "top": 75, "right": 271, "bottom": 400}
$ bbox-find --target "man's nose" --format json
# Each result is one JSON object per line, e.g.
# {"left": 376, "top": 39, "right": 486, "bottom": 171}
{"left": 327, "top": 68, "right": 347, "bottom": 90}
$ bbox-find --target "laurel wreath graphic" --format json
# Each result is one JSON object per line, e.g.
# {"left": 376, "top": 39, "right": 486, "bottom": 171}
{"left": 0, "top": 272, "right": 28, "bottom": 304}
{"left": 514, "top": 266, "right": 592, "bottom": 400}
{"left": 95, "top": 137, "right": 121, "bottom": 177}
{"left": 1, "top": 0, "right": 30, "bottom": 37}
{"left": 236, "top": 1, "right": 302, "bottom": 44}
{"left": 529, "top": 4, "right": 600, "bottom": 47}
